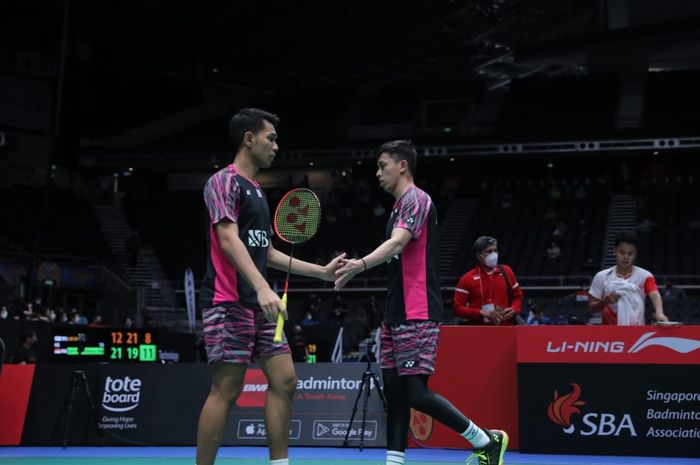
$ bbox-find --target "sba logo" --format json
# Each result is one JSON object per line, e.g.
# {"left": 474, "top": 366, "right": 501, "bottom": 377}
{"left": 247, "top": 230, "right": 269, "bottom": 247}
{"left": 548, "top": 382, "right": 637, "bottom": 437}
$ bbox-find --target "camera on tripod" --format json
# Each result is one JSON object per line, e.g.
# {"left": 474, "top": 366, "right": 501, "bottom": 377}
{"left": 77, "top": 333, "right": 87, "bottom": 355}
{"left": 358, "top": 338, "right": 376, "bottom": 363}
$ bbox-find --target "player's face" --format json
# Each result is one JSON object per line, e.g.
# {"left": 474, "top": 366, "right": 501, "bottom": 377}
{"left": 614, "top": 242, "right": 637, "bottom": 269}
{"left": 250, "top": 120, "right": 279, "bottom": 168}
{"left": 376, "top": 153, "right": 403, "bottom": 193}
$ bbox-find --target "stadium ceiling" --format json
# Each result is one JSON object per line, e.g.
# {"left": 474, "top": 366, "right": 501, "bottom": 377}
{"left": 3, "top": 0, "right": 700, "bottom": 155}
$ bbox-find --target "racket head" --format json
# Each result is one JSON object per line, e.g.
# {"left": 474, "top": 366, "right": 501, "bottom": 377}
{"left": 273, "top": 188, "right": 321, "bottom": 244}
{"left": 654, "top": 321, "right": 683, "bottom": 326}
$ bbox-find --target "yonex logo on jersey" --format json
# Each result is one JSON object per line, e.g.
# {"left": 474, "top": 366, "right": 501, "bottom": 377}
{"left": 402, "top": 360, "right": 417, "bottom": 369}
{"left": 246, "top": 189, "right": 252, "bottom": 196}
{"left": 406, "top": 216, "right": 415, "bottom": 224}
{"left": 247, "top": 230, "right": 269, "bottom": 247}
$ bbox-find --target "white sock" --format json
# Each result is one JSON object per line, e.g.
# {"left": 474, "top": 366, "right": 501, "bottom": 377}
{"left": 386, "top": 450, "right": 405, "bottom": 465}
{"left": 461, "top": 422, "right": 491, "bottom": 448}
{"left": 270, "top": 459, "right": 288, "bottom": 465}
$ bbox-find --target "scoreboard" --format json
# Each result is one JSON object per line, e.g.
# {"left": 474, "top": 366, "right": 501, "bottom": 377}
{"left": 52, "top": 326, "right": 158, "bottom": 363}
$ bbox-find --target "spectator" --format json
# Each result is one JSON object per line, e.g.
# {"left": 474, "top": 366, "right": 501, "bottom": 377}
{"left": 300, "top": 310, "right": 318, "bottom": 327}
{"left": 662, "top": 281, "right": 687, "bottom": 302}
{"left": 290, "top": 325, "right": 308, "bottom": 363}
{"left": 453, "top": 236, "right": 524, "bottom": 325}
{"left": 552, "top": 221, "right": 567, "bottom": 238}
{"left": 90, "top": 313, "right": 107, "bottom": 327}
{"left": 13, "top": 329, "right": 38, "bottom": 364}
{"left": 546, "top": 241, "right": 561, "bottom": 260}
{"left": 588, "top": 231, "right": 668, "bottom": 325}
{"left": 527, "top": 307, "right": 551, "bottom": 325}
{"left": 636, "top": 217, "right": 657, "bottom": 233}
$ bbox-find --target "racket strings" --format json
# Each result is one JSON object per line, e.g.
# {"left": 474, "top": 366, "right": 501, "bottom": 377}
{"left": 274, "top": 190, "right": 321, "bottom": 244}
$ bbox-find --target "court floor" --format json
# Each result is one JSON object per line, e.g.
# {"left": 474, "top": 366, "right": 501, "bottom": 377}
{"left": 0, "top": 447, "right": 698, "bottom": 465}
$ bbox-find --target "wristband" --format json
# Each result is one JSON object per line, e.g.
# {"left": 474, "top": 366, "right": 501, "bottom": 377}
{"left": 360, "top": 258, "right": 367, "bottom": 271}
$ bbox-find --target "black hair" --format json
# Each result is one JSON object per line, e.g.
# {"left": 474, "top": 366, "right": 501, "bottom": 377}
{"left": 473, "top": 235, "right": 498, "bottom": 254}
{"left": 228, "top": 108, "right": 280, "bottom": 151}
{"left": 614, "top": 231, "right": 638, "bottom": 248}
{"left": 378, "top": 140, "right": 417, "bottom": 175}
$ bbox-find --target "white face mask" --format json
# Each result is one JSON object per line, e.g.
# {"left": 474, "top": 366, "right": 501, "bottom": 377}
{"left": 0, "top": 310, "right": 7, "bottom": 319}
{"left": 484, "top": 252, "right": 498, "bottom": 268}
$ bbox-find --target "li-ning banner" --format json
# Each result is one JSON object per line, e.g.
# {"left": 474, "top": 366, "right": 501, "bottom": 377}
{"left": 19, "top": 363, "right": 386, "bottom": 446}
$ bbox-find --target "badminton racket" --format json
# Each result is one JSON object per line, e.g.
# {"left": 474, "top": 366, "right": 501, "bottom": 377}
{"left": 272, "top": 188, "right": 322, "bottom": 343}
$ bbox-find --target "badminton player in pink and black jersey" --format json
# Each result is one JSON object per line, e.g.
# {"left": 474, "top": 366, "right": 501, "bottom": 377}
{"left": 334, "top": 140, "right": 508, "bottom": 465}
{"left": 196, "top": 108, "right": 344, "bottom": 465}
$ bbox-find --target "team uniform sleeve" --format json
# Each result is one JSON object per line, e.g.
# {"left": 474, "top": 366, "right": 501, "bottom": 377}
{"left": 452, "top": 272, "right": 483, "bottom": 322}
{"left": 504, "top": 265, "right": 523, "bottom": 312}
{"left": 204, "top": 174, "right": 240, "bottom": 226}
{"left": 589, "top": 272, "right": 605, "bottom": 300}
{"left": 644, "top": 275, "right": 658, "bottom": 294}
{"left": 393, "top": 190, "right": 429, "bottom": 240}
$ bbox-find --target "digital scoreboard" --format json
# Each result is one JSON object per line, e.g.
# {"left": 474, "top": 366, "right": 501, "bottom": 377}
{"left": 52, "top": 327, "right": 158, "bottom": 363}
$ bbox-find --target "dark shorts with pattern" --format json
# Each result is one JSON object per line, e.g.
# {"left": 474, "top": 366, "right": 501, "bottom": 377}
{"left": 201, "top": 302, "right": 290, "bottom": 364}
{"left": 380, "top": 320, "right": 440, "bottom": 376}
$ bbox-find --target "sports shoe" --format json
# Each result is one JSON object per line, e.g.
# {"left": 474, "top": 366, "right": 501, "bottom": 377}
{"left": 466, "top": 429, "right": 508, "bottom": 465}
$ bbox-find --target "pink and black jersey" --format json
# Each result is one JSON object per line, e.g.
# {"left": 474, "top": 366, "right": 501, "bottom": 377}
{"left": 384, "top": 185, "right": 443, "bottom": 325}
{"left": 199, "top": 164, "right": 271, "bottom": 309}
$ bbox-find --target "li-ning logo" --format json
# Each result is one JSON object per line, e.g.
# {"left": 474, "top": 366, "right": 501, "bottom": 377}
{"left": 247, "top": 230, "right": 269, "bottom": 247}
{"left": 546, "top": 332, "right": 700, "bottom": 354}
{"left": 547, "top": 383, "right": 637, "bottom": 437}
{"left": 102, "top": 376, "right": 141, "bottom": 412}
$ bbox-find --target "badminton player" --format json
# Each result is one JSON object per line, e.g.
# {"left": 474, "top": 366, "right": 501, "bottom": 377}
{"left": 334, "top": 140, "right": 508, "bottom": 465}
{"left": 197, "top": 108, "right": 344, "bottom": 465}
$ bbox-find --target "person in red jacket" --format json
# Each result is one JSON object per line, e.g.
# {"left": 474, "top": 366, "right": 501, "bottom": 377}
{"left": 453, "top": 236, "right": 524, "bottom": 325}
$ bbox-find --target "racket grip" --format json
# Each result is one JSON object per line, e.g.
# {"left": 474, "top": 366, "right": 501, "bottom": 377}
{"left": 274, "top": 293, "right": 287, "bottom": 343}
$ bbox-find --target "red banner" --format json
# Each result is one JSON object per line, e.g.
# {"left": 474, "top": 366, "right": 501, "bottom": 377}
{"left": 411, "top": 326, "right": 519, "bottom": 449}
{"left": 517, "top": 326, "right": 700, "bottom": 364}
{"left": 0, "top": 364, "right": 35, "bottom": 445}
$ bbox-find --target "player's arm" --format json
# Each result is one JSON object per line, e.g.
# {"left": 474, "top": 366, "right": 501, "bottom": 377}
{"left": 648, "top": 290, "right": 669, "bottom": 322}
{"left": 215, "top": 220, "right": 283, "bottom": 321}
{"left": 588, "top": 274, "right": 615, "bottom": 313}
{"left": 334, "top": 227, "right": 411, "bottom": 289}
{"left": 268, "top": 245, "right": 345, "bottom": 281}
{"left": 453, "top": 281, "right": 484, "bottom": 322}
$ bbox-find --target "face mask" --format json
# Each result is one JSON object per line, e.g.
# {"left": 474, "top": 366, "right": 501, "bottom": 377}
{"left": 484, "top": 252, "right": 498, "bottom": 268}
{"left": 0, "top": 310, "right": 7, "bottom": 319}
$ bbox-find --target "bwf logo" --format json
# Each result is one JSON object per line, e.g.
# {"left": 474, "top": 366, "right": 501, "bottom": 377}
{"left": 547, "top": 382, "right": 637, "bottom": 437}
{"left": 102, "top": 376, "right": 142, "bottom": 412}
{"left": 247, "top": 230, "right": 269, "bottom": 247}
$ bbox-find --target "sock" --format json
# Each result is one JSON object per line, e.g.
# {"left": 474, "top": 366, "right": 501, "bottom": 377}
{"left": 461, "top": 421, "right": 491, "bottom": 448}
{"left": 270, "top": 459, "right": 288, "bottom": 465}
{"left": 386, "top": 450, "right": 405, "bottom": 465}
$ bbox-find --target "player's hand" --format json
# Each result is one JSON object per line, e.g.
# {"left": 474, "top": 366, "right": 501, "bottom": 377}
{"left": 605, "top": 292, "right": 620, "bottom": 303}
{"left": 654, "top": 311, "right": 669, "bottom": 323}
{"left": 321, "top": 252, "right": 347, "bottom": 281}
{"left": 483, "top": 307, "right": 503, "bottom": 325}
{"left": 500, "top": 307, "right": 516, "bottom": 320}
{"left": 334, "top": 259, "right": 363, "bottom": 290}
{"left": 257, "top": 286, "right": 286, "bottom": 322}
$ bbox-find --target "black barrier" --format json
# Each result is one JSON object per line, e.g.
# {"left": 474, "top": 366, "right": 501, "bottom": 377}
{"left": 20, "top": 363, "right": 386, "bottom": 447}
{"left": 518, "top": 364, "right": 700, "bottom": 458}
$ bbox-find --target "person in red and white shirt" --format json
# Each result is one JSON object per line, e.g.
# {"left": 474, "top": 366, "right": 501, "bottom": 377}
{"left": 588, "top": 231, "right": 668, "bottom": 325}
{"left": 453, "top": 236, "right": 523, "bottom": 326}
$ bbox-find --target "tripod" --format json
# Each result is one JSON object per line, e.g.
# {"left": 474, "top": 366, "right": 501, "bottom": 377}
{"left": 52, "top": 368, "right": 103, "bottom": 448}
{"left": 343, "top": 342, "right": 387, "bottom": 451}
